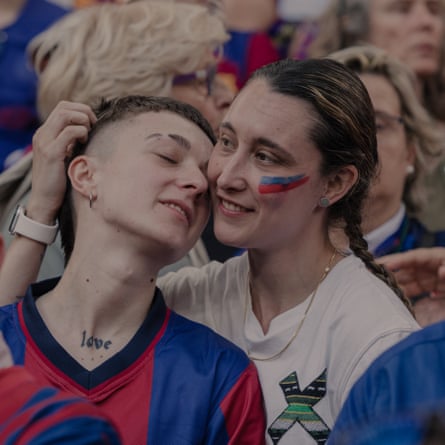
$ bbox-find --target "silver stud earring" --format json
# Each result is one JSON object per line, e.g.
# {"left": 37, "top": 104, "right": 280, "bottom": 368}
{"left": 406, "top": 165, "right": 415, "bottom": 175}
{"left": 319, "top": 197, "right": 330, "bottom": 208}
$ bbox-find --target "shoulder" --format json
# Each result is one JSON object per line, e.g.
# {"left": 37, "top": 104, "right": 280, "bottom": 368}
{"left": 158, "top": 254, "right": 246, "bottom": 296}
{"left": 166, "top": 310, "right": 250, "bottom": 371}
{"left": 160, "top": 309, "right": 258, "bottom": 408}
{"left": 361, "top": 320, "right": 445, "bottom": 375}
{"left": 325, "top": 254, "right": 418, "bottom": 348}
{"left": 331, "top": 322, "right": 445, "bottom": 440}
{"left": 0, "top": 367, "right": 121, "bottom": 445}
{"left": 327, "top": 255, "right": 413, "bottom": 316}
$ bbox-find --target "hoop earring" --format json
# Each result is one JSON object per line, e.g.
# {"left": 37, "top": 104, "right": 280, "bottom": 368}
{"left": 319, "top": 197, "right": 330, "bottom": 208}
{"left": 89, "top": 192, "right": 94, "bottom": 209}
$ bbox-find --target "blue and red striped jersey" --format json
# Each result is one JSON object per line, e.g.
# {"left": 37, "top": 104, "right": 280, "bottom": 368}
{"left": 0, "top": 279, "right": 265, "bottom": 444}
{"left": 0, "top": 366, "right": 121, "bottom": 445}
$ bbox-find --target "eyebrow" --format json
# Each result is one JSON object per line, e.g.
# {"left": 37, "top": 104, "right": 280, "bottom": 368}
{"left": 145, "top": 133, "right": 191, "bottom": 150}
{"left": 220, "top": 122, "right": 289, "bottom": 155}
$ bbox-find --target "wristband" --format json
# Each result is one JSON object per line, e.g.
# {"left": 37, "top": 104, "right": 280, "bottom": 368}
{"left": 8, "top": 205, "right": 58, "bottom": 245}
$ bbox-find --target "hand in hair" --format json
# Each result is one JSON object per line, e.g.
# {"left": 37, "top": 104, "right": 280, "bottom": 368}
{"left": 28, "top": 101, "right": 97, "bottom": 225}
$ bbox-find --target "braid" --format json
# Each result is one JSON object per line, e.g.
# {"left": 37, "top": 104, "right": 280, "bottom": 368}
{"left": 342, "top": 201, "right": 413, "bottom": 314}
{"left": 251, "top": 58, "right": 414, "bottom": 314}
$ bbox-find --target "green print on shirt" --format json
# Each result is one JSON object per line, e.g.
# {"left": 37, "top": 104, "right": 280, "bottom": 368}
{"left": 268, "top": 369, "right": 329, "bottom": 444}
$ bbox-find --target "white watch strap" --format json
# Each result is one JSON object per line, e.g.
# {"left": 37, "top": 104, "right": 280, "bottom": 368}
{"left": 10, "top": 207, "right": 59, "bottom": 245}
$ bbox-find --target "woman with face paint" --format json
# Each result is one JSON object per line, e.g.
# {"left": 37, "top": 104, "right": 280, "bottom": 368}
{"left": 0, "top": 58, "right": 420, "bottom": 444}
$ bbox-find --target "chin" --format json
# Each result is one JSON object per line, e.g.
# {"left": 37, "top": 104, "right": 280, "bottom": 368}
{"left": 214, "top": 228, "right": 246, "bottom": 249}
{"left": 412, "top": 61, "right": 439, "bottom": 79}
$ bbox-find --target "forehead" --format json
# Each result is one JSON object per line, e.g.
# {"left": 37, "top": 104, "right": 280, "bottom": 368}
{"left": 359, "top": 73, "right": 401, "bottom": 112}
{"left": 110, "top": 110, "right": 213, "bottom": 159}
{"left": 224, "top": 79, "right": 316, "bottom": 146}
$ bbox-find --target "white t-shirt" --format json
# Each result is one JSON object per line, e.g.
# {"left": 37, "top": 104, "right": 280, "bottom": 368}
{"left": 158, "top": 253, "right": 419, "bottom": 445}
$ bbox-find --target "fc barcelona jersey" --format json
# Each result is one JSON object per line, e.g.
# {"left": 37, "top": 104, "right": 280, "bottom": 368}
{"left": 0, "top": 279, "right": 265, "bottom": 444}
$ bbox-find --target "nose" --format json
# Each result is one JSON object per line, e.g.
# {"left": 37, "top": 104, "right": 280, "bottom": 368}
{"left": 412, "top": 1, "right": 439, "bottom": 28}
{"left": 212, "top": 151, "right": 247, "bottom": 192}
{"left": 179, "top": 164, "right": 209, "bottom": 201}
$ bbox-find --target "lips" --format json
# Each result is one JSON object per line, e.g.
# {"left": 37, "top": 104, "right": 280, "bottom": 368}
{"left": 161, "top": 200, "right": 192, "bottom": 225}
{"left": 218, "top": 197, "right": 253, "bottom": 215}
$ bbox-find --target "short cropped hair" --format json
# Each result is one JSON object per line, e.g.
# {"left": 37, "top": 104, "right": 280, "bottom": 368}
{"left": 59, "top": 95, "right": 216, "bottom": 263}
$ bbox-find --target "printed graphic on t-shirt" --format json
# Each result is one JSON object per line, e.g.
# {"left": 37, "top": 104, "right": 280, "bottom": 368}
{"left": 268, "top": 369, "right": 329, "bottom": 444}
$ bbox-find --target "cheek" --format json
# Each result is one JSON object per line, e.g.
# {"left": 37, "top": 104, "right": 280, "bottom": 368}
{"left": 207, "top": 152, "right": 223, "bottom": 184}
{"left": 258, "top": 174, "right": 309, "bottom": 194}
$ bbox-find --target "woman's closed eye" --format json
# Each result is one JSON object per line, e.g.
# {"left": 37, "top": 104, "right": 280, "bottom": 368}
{"left": 157, "top": 154, "right": 178, "bottom": 164}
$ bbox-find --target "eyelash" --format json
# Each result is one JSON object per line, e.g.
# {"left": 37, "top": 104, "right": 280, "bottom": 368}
{"left": 158, "top": 154, "right": 177, "bottom": 164}
{"left": 218, "top": 135, "right": 234, "bottom": 151}
{"left": 255, "top": 151, "right": 276, "bottom": 163}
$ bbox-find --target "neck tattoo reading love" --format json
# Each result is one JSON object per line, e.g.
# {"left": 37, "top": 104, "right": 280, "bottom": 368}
{"left": 81, "top": 331, "right": 112, "bottom": 350}
{"left": 258, "top": 174, "right": 309, "bottom": 194}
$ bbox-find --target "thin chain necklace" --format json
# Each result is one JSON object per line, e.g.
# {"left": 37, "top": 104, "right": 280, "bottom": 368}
{"left": 245, "top": 250, "right": 338, "bottom": 362}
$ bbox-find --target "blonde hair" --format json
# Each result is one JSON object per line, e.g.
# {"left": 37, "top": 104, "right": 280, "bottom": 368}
{"left": 310, "top": 0, "right": 445, "bottom": 121}
{"left": 29, "top": 1, "right": 229, "bottom": 119}
{"left": 329, "top": 45, "right": 445, "bottom": 213}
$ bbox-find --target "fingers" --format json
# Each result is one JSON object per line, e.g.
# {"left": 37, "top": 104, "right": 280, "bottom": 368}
{"left": 379, "top": 249, "right": 429, "bottom": 271}
{"left": 33, "top": 101, "right": 97, "bottom": 160}
{"left": 26, "top": 101, "right": 97, "bottom": 223}
{"left": 379, "top": 248, "right": 445, "bottom": 300}
{"left": 431, "top": 263, "right": 445, "bottom": 298}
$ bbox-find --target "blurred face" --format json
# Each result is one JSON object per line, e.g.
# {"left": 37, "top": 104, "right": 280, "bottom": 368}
{"left": 360, "top": 73, "right": 415, "bottom": 228}
{"left": 207, "top": 79, "right": 328, "bottom": 251}
{"left": 367, "top": 0, "right": 444, "bottom": 78}
{"left": 94, "top": 111, "right": 212, "bottom": 263}
{"left": 171, "top": 67, "right": 234, "bottom": 134}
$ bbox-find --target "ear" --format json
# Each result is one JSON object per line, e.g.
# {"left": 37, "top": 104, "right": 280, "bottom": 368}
{"left": 323, "top": 165, "right": 359, "bottom": 206}
{"left": 67, "top": 155, "right": 98, "bottom": 201}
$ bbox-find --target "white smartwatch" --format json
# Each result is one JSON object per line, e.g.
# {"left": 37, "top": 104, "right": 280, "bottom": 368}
{"left": 9, "top": 205, "right": 59, "bottom": 245}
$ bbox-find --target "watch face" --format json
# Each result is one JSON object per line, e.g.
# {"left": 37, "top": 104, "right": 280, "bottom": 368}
{"left": 8, "top": 205, "right": 22, "bottom": 235}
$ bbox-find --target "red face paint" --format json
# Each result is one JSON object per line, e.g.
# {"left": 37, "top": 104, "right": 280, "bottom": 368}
{"left": 258, "top": 174, "right": 309, "bottom": 194}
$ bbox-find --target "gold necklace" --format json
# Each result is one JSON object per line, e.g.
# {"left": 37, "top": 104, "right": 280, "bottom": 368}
{"left": 245, "top": 250, "right": 338, "bottom": 362}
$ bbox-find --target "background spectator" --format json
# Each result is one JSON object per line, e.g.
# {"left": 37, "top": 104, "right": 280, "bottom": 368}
{"left": 0, "top": 0, "right": 68, "bottom": 172}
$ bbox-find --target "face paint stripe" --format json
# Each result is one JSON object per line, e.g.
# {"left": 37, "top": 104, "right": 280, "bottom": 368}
{"left": 259, "top": 174, "right": 309, "bottom": 194}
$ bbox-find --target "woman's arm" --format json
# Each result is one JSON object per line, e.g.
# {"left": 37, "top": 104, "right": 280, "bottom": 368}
{"left": 0, "top": 101, "right": 96, "bottom": 305}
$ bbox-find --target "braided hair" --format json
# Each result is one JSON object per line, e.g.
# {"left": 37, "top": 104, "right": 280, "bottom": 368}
{"left": 251, "top": 58, "right": 411, "bottom": 310}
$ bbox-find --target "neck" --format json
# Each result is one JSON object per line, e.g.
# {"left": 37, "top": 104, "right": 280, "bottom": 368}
{"left": 362, "top": 200, "right": 403, "bottom": 234}
{"left": 36, "top": 249, "right": 159, "bottom": 371}
{"left": 37, "top": 240, "right": 160, "bottom": 334}
{"left": 247, "top": 241, "right": 340, "bottom": 333}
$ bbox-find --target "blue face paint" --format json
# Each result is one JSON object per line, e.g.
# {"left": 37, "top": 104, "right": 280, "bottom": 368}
{"left": 258, "top": 174, "right": 309, "bottom": 194}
